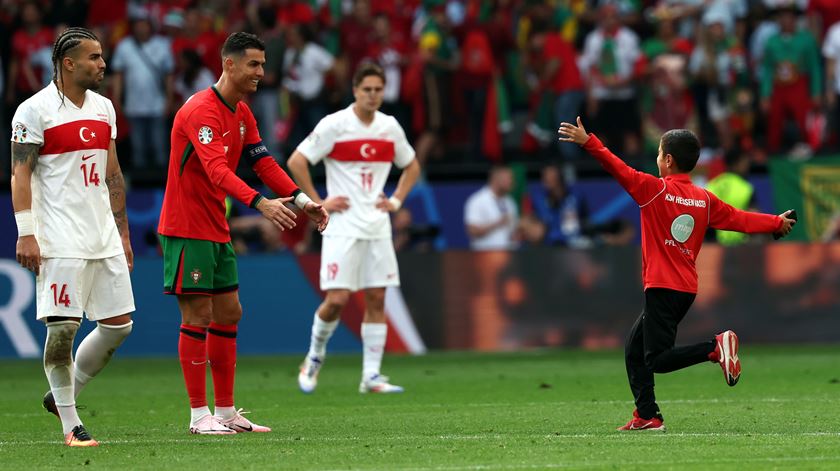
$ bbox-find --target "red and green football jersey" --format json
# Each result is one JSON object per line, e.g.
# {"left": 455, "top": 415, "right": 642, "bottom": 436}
{"left": 159, "top": 86, "right": 299, "bottom": 242}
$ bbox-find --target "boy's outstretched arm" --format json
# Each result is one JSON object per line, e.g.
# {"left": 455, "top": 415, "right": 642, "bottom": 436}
{"left": 707, "top": 191, "right": 796, "bottom": 237}
{"left": 558, "top": 117, "right": 662, "bottom": 205}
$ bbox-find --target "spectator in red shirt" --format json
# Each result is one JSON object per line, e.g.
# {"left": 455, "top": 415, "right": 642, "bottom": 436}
{"left": 559, "top": 117, "right": 796, "bottom": 432}
{"left": 5, "top": 2, "right": 54, "bottom": 109}
{"left": 171, "top": 8, "right": 226, "bottom": 77}
{"left": 340, "top": 0, "right": 375, "bottom": 74}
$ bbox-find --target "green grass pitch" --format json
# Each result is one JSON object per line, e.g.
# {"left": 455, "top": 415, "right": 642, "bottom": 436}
{"left": 1, "top": 347, "right": 839, "bottom": 470}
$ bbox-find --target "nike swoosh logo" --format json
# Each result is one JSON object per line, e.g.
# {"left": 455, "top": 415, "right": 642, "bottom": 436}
{"left": 222, "top": 131, "right": 231, "bottom": 137}
{"left": 236, "top": 424, "right": 253, "bottom": 432}
{"left": 81, "top": 154, "right": 95, "bottom": 161}
{"left": 191, "top": 361, "right": 207, "bottom": 365}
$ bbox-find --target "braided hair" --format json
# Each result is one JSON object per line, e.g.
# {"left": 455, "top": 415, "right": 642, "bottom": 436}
{"left": 51, "top": 27, "right": 99, "bottom": 106}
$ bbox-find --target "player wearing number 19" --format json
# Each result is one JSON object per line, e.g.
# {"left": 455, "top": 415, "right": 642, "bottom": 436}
{"left": 10, "top": 27, "right": 135, "bottom": 447}
{"left": 288, "top": 63, "right": 420, "bottom": 394}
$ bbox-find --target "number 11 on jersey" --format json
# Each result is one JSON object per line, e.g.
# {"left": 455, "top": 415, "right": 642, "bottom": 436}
{"left": 361, "top": 169, "right": 373, "bottom": 192}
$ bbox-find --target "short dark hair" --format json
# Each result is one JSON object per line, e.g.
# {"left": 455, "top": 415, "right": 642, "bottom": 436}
{"left": 660, "top": 129, "right": 700, "bottom": 172}
{"left": 352, "top": 62, "right": 386, "bottom": 87}
{"left": 221, "top": 32, "right": 265, "bottom": 58}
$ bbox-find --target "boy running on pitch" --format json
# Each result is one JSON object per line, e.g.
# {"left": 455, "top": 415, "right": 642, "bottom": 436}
{"left": 559, "top": 117, "right": 796, "bottom": 431}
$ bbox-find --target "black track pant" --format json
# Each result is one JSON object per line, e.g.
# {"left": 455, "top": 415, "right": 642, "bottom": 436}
{"left": 625, "top": 288, "right": 716, "bottom": 420}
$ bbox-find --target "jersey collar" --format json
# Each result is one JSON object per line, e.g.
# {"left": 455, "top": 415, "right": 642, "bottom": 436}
{"left": 211, "top": 86, "right": 236, "bottom": 113}
{"left": 664, "top": 173, "right": 692, "bottom": 182}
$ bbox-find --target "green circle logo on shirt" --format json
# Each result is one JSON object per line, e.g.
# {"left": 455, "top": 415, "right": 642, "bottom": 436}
{"left": 670, "top": 214, "right": 695, "bottom": 243}
{"left": 198, "top": 126, "right": 213, "bottom": 144}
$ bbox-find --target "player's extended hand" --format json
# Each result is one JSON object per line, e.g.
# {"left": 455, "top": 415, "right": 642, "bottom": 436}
{"left": 121, "top": 236, "right": 134, "bottom": 272}
{"left": 775, "top": 209, "right": 797, "bottom": 238}
{"left": 257, "top": 196, "right": 298, "bottom": 231}
{"left": 558, "top": 117, "right": 590, "bottom": 146}
{"left": 375, "top": 193, "right": 399, "bottom": 212}
{"left": 323, "top": 196, "right": 350, "bottom": 213}
{"left": 16, "top": 235, "right": 42, "bottom": 276}
{"left": 303, "top": 201, "right": 329, "bottom": 233}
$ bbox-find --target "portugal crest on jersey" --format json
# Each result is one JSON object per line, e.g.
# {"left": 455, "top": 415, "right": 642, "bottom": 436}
{"left": 12, "top": 123, "right": 27, "bottom": 143}
{"left": 190, "top": 269, "right": 202, "bottom": 284}
{"left": 198, "top": 126, "right": 213, "bottom": 144}
{"left": 239, "top": 121, "right": 246, "bottom": 141}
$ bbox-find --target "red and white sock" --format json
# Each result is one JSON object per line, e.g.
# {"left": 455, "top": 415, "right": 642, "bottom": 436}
{"left": 207, "top": 322, "right": 237, "bottom": 418}
{"left": 178, "top": 324, "right": 208, "bottom": 414}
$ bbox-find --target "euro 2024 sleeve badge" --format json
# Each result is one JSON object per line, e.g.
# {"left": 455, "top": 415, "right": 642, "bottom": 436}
{"left": 198, "top": 126, "right": 213, "bottom": 144}
{"left": 13, "top": 123, "right": 28, "bottom": 143}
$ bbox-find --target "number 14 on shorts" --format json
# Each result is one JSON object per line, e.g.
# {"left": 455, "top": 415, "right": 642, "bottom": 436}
{"left": 51, "top": 283, "right": 71, "bottom": 307}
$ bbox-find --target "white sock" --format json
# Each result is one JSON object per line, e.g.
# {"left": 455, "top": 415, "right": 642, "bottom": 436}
{"left": 308, "top": 313, "right": 339, "bottom": 359}
{"left": 44, "top": 321, "right": 82, "bottom": 434}
{"left": 361, "top": 323, "right": 387, "bottom": 380}
{"left": 215, "top": 406, "right": 236, "bottom": 420}
{"left": 74, "top": 321, "right": 133, "bottom": 398}
{"left": 191, "top": 406, "right": 212, "bottom": 424}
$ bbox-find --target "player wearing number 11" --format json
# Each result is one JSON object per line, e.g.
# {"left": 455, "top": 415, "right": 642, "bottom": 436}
{"left": 288, "top": 63, "right": 420, "bottom": 394}
{"left": 10, "top": 27, "right": 135, "bottom": 447}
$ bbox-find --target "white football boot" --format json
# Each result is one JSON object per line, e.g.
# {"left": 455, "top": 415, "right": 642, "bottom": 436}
{"left": 189, "top": 414, "right": 236, "bottom": 435}
{"left": 359, "top": 373, "right": 404, "bottom": 394}
{"left": 298, "top": 355, "right": 323, "bottom": 394}
{"left": 216, "top": 409, "right": 271, "bottom": 433}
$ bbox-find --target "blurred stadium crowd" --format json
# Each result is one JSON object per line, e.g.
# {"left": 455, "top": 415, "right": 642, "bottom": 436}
{"left": 1, "top": 0, "right": 839, "bottom": 252}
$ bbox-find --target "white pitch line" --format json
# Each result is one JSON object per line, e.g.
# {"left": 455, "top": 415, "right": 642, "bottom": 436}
{"left": 2, "top": 431, "right": 839, "bottom": 447}
{"left": 321, "top": 455, "right": 840, "bottom": 471}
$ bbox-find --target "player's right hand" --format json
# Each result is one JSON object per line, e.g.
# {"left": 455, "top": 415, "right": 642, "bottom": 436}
{"left": 257, "top": 197, "right": 297, "bottom": 231}
{"left": 775, "top": 209, "right": 796, "bottom": 238}
{"left": 16, "top": 235, "right": 42, "bottom": 276}
{"left": 322, "top": 196, "right": 350, "bottom": 213}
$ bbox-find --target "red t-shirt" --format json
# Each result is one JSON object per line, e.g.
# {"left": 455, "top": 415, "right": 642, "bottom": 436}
{"left": 583, "top": 134, "right": 782, "bottom": 294}
{"left": 172, "top": 32, "right": 226, "bottom": 76}
{"left": 544, "top": 33, "right": 584, "bottom": 93}
{"left": 11, "top": 28, "right": 54, "bottom": 93}
{"left": 159, "top": 87, "right": 299, "bottom": 242}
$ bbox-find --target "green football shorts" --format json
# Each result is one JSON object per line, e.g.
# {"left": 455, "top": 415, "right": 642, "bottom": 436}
{"left": 160, "top": 235, "right": 239, "bottom": 295}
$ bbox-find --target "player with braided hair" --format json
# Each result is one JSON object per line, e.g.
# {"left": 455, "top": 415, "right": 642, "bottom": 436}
{"left": 10, "top": 26, "right": 134, "bottom": 447}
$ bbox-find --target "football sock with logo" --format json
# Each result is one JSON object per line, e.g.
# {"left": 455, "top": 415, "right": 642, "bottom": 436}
{"left": 308, "top": 312, "right": 339, "bottom": 359}
{"left": 207, "top": 322, "right": 237, "bottom": 410}
{"left": 179, "top": 324, "right": 208, "bottom": 409}
{"left": 44, "top": 321, "right": 83, "bottom": 434}
{"left": 361, "top": 323, "right": 387, "bottom": 379}
{"left": 74, "top": 321, "right": 133, "bottom": 398}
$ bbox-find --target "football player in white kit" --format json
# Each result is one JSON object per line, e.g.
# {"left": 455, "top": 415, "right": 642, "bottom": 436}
{"left": 288, "top": 63, "right": 420, "bottom": 393}
{"left": 10, "top": 28, "right": 135, "bottom": 447}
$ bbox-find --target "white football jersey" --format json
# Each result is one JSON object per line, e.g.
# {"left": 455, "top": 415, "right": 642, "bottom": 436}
{"left": 11, "top": 82, "right": 123, "bottom": 259}
{"left": 296, "top": 105, "right": 415, "bottom": 239}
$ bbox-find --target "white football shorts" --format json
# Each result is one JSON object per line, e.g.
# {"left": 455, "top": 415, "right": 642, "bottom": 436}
{"left": 36, "top": 255, "right": 135, "bottom": 321}
{"left": 320, "top": 236, "right": 400, "bottom": 291}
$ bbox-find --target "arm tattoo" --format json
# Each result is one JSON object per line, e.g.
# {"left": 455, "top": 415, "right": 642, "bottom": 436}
{"left": 11, "top": 143, "right": 39, "bottom": 172}
{"left": 105, "top": 170, "right": 129, "bottom": 237}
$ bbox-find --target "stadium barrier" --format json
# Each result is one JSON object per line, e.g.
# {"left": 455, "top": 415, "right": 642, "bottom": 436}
{"left": 1, "top": 243, "right": 837, "bottom": 358}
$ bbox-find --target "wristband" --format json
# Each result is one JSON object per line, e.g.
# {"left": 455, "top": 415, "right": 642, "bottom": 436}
{"left": 15, "top": 210, "right": 34, "bottom": 237}
{"left": 388, "top": 196, "right": 402, "bottom": 211}
{"left": 294, "top": 192, "right": 313, "bottom": 210}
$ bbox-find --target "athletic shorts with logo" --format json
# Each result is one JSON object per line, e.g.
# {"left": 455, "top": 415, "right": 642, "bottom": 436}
{"left": 36, "top": 254, "right": 135, "bottom": 321}
{"left": 160, "top": 235, "right": 239, "bottom": 295}
{"left": 320, "top": 236, "right": 400, "bottom": 291}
